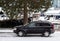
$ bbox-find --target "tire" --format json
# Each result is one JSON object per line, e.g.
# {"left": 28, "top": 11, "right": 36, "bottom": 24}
{"left": 18, "top": 31, "right": 25, "bottom": 37}
{"left": 44, "top": 31, "right": 50, "bottom": 37}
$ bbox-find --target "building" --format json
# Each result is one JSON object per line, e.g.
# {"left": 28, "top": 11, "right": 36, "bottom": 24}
{"left": 52, "top": 0, "right": 60, "bottom": 8}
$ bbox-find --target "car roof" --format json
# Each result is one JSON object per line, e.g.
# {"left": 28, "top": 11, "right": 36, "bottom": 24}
{"left": 31, "top": 20, "right": 51, "bottom": 23}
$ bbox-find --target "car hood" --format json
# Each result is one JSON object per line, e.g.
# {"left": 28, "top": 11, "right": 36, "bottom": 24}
{"left": 15, "top": 25, "right": 23, "bottom": 28}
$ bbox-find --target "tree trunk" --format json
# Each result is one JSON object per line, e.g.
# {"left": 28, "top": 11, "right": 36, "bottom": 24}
{"left": 23, "top": 1, "right": 28, "bottom": 25}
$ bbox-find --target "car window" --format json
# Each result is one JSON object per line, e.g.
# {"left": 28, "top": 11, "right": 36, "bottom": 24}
{"left": 27, "top": 22, "right": 36, "bottom": 27}
{"left": 41, "top": 23, "right": 50, "bottom": 26}
{"left": 36, "top": 23, "right": 50, "bottom": 26}
{"left": 36, "top": 23, "right": 40, "bottom": 26}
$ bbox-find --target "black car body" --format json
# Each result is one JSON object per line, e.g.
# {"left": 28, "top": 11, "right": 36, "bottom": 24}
{"left": 13, "top": 21, "right": 55, "bottom": 37}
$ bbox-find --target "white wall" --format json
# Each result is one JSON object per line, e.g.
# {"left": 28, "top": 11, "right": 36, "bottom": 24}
{"left": 53, "top": 0, "right": 60, "bottom": 8}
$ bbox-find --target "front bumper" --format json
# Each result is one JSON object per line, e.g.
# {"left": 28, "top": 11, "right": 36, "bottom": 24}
{"left": 13, "top": 30, "right": 16, "bottom": 33}
{"left": 13, "top": 30, "right": 18, "bottom": 34}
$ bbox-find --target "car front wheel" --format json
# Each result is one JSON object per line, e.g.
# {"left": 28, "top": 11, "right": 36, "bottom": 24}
{"left": 18, "top": 31, "right": 25, "bottom": 37}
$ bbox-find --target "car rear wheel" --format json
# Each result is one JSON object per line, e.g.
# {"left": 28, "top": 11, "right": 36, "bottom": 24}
{"left": 18, "top": 31, "right": 24, "bottom": 37}
{"left": 44, "top": 31, "right": 50, "bottom": 37}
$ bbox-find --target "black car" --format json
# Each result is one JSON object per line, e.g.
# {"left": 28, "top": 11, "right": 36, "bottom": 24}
{"left": 0, "top": 17, "right": 32, "bottom": 28}
{"left": 13, "top": 21, "right": 55, "bottom": 37}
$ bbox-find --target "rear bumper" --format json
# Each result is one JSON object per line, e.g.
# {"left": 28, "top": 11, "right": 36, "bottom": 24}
{"left": 50, "top": 29, "right": 55, "bottom": 34}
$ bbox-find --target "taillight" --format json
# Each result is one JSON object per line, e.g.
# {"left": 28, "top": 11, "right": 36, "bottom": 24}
{"left": 52, "top": 24, "right": 54, "bottom": 30}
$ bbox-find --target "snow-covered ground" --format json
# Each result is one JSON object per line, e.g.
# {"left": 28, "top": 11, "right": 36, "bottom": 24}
{"left": 0, "top": 31, "right": 60, "bottom": 41}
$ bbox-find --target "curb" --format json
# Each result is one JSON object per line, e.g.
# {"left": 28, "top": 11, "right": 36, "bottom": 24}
{"left": 0, "top": 28, "right": 13, "bottom": 33}
{"left": 0, "top": 30, "right": 13, "bottom": 33}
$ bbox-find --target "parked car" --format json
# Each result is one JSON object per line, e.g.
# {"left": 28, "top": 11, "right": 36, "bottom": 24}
{"left": 13, "top": 20, "right": 55, "bottom": 37}
{"left": 0, "top": 17, "right": 32, "bottom": 28}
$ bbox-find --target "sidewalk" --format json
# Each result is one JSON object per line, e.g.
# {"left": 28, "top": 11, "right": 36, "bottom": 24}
{"left": 0, "top": 28, "right": 13, "bottom": 33}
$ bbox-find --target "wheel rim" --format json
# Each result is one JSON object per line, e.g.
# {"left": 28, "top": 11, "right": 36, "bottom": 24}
{"left": 19, "top": 31, "right": 23, "bottom": 36}
{"left": 44, "top": 32, "right": 49, "bottom": 36}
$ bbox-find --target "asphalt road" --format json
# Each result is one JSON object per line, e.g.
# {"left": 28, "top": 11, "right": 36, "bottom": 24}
{"left": 0, "top": 31, "right": 60, "bottom": 41}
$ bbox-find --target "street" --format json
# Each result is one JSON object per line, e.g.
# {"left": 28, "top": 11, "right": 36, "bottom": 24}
{"left": 0, "top": 31, "right": 60, "bottom": 41}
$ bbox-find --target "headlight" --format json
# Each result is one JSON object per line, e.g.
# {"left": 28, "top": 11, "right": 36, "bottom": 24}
{"left": 13, "top": 27, "right": 17, "bottom": 30}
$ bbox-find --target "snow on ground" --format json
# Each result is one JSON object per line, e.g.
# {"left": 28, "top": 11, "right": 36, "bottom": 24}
{"left": 0, "top": 31, "right": 60, "bottom": 41}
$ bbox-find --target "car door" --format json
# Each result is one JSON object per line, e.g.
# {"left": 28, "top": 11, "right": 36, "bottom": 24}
{"left": 25, "top": 22, "right": 37, "bottom": 33}
{"left": 35, "top": 23, "right": 45, "bottom": 33}
{"left": 36, "top": 23, "right": 51, "bottom": 33}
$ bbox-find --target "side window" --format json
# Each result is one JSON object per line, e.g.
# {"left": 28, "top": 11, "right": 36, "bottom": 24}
{"left": 28, "top": 23, "right": 36, "bottom": 27}
{"left": 36, "top": 23, "right": 40, "bottom": 26}
{"left": 40, "top": 23, "right": 50, "bottom": 26}
{"left": 36, "top": 23, "right": 50, "bottom": 26}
